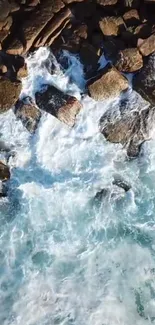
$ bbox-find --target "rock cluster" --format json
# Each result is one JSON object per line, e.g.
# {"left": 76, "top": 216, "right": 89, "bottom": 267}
{"left": 0, "top": 0, "right": 155, "bottom": 194}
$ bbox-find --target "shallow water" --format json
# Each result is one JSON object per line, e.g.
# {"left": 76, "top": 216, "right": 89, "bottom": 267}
{"left": 0, "top": 48, "right": 155, "bottom": 325}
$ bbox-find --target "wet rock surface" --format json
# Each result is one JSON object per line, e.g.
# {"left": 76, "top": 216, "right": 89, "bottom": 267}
{"left": 87, "top": 64, "right": 129, "bottom": 101}
{"left": 14, "top": 98, "right": 42, "bottom": 133}
{"left": 99, "top": 90, "right": 153, "bottom": 157}
{"left": 35, "top": 85, "right": 82, "bottom": 127}
{"left": 0, "top": 77, "right": 22, "bottom": 113}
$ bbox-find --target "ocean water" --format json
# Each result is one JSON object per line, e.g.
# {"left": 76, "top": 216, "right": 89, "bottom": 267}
{"left": 0, "top": 48, "right": 155, "bottom": 325}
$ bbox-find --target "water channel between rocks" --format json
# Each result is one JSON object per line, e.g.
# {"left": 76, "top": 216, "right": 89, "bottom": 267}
{"left": 0, "top": 48, "right": 155, "bottom": 325}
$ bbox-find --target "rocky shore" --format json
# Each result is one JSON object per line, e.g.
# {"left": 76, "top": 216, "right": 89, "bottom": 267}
{"left": 1, "top": 0, "right": 155, "bottom": 187}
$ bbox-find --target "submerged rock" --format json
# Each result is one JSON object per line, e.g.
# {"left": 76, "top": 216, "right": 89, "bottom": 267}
{"left": 0, "top": 161, "right": 10, "bottom": 181}
{"left": 14, "top": 98, "right": 41, "bottom": 133}
{"left": 99, "top": 90, "right": 153, "bottom": 157}
{"left": 87, "top": 64, "right": 129, "bottom": 101}
{"left": 133, "top": 53, "right": 155, "bottom": 106}
{"left": 35, "top": 85, "right": 82, "bottom": 127}
{"left": 0, "top": 77, "right": 22, "bottom": 112}
{"left": 112, "top": 175, "right": 131, "bottom": 192}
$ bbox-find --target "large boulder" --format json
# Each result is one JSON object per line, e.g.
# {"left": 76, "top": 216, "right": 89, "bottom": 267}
{"left": 14, "top": 98, "right": 41, "bottom": 133}
{"left": 35, "top": 85, "right": 82, "bottom": 127}
{"left": 0, "top": 77, "right": 22, "bottom": 113}
{"left": 133, "top": 53, "right": 155, "bottom": 106}
{"left": 99, "top": 90, "right": 153, "bottom": 157}
{"left": 99, "top": 16, "right": 124, "bottom": 37}
{"left": 115, "top": 48, "right": 143, "bottom": 72}
{"left": 138, "top": 34, "right": 155, "bottom": 57}
{"left": 0, "top": 161, "right": 10, "bottom": 181}
{"left": 87, "top": 64, "right": 129, "bottom": 101}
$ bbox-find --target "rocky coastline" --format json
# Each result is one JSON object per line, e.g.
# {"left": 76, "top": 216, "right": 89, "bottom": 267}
{"left": 1, "top": 0, "right": 155, "bottom": 191}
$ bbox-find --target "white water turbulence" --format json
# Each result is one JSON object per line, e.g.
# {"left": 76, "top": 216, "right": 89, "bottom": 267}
{"left": 1, "top": 47, "right": 155, "bottom": 325}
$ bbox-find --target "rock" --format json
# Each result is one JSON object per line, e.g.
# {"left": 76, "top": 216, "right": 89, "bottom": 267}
{"left": 0, "top": 181, "right": 7, "bottom": 198}
{"left": 138, "top": 34, "right": 155, "bottom": 56}
{"left": 0, "top": 77, "right": 22, "bottom": 113}
{"left": 99, "top": 16, "right": 124, "bottom": 37}
{"left": 133, "top": 53, "right": 155, "bottom": 106}
{"left": 6, "top": 39, "right": 24, "bottom": 56}
{"left": 115, "top": 48, "right": 143, "bottom": 72}
{"left": 103, "top": 38, "right": 125, "bottom": 61}
{"left": 112, "top": 175, "right": 131, "bottom": 192}
{"left": 63, "top": 0, "right": 84, "bottom": 3}
{"left": 34, "top": 7, "right": 72, "bottom": 47}
{"left": 97, "top": 0, "right": 118, "bottom": 5}
{"left": 35, "top": 85, "right": 82, "bottom": 127}
{"left": 14, "top": 98, "right": 41, "bottom": 133}
{"left": 0, "top": 64, "right": 7, "bottom": 74}
{"left": 87, "top": 64, "right": 129, "bottom": 101}
{"left": 73, "top": 24, "right": 88, "bottom": 40}
{"left": 0, "top": 161, "right": 10, "bottom": 181}
{"left": 123, "top": 9, "right": 140, "bottom": 26}
{"left": 99, "top": 90, "right": 152, "bottom": 157}
{"left": 122, "top": 0, "right": 140, "bottom": 8}
{"left": 17, "top": 63, "right": 28, "bottom": 79}
{"left": 21, "top": 0, "right": 64, "bottom": 54}
{"left": 134, "top": 23, "right": 153, "bottom": 39}
{"left": 79, "top": 42, "right": 100, "bottom": 75}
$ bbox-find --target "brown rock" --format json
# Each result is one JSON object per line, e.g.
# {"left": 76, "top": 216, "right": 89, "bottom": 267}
{"left": 35, "top": 85, "right": 82, "bottom": 127}
{"left": 0, "top": 1, "right": 11, "bottom": 21}
{"left": 99, "top": 16, "right": 124, "bottom": 37}
{"left": 0, "top": 16, "right": 13, "bottom": 31}
{"left": 0, "top": 77, "right": 22, "bottom": 113}
{"left": 22, "top": 0, "right": 64, "bottom": 54}
{"left": 123, "top": 9, "right": 140, "bottom": 26}
{"left": 6, "top": 39, "right": 24, "bottom": 56}
{"left": 87, "top": 64, "right": 129, "bottom": 101}
{"left": 17, "top": 64, "right": 28, "bottom": 79}
{"left": 73, "top": 24, "right": 88, "bottom": 40}
{"left": 14, "top": 98, "right": 41, "bottom": 133}
{"left": 0, "top": 161, "right": 10, "bottom": 181}
{"left": 115, "top": 48, "right": 143, "bottom": 72}
{"left": 34, "top": 7, "right": 72, "bottom": 47}
{"left": 122, "top": 0, "right": 140, "bottom": 8}
{"left": 0, "top": 30, "right": 9, "bottom": 43}
{"left": 97, "top": 0, "right": 118, "bottom": 5}
{"left": 0, "top": 64, "right": 7, "bottom": 74}
{"left": 138, "top": 34, "right": 155, "bottom": 56}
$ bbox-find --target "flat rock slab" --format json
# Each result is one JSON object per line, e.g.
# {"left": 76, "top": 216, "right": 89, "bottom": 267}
{"left": 87, "top": 63, "right": 129, "bottom": 101}
{"left": 35, "top": 85, "right": 82, "bottom": 127}
{"left": 0, "top": 77, "right": 22, "bottom": 112}
{"left": 14, "top": 98, "right": 41, "bottom": 133}
{"left": 0, "top": 161, "right": 10, "bottom": 181}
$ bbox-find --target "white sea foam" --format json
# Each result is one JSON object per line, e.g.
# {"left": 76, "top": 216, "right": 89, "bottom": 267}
{"left": 0, "top": 48, "right": 155, "bottom": 325}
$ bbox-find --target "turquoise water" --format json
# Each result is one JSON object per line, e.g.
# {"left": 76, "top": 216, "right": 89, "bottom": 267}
{"left": 0, "top": 48, "right": 155, "bottom": 325}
